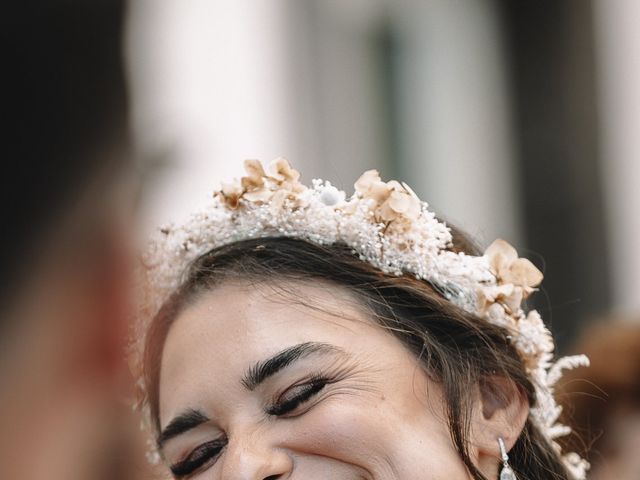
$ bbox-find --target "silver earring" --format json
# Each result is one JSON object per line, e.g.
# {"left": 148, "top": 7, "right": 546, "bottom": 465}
{"left": 498, "top": 437, "right": 517, "bottom": 480}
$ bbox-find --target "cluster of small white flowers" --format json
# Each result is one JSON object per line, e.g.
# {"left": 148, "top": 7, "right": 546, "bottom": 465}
{"left": 133, "top": 159, "right": 589, "bottom": 478}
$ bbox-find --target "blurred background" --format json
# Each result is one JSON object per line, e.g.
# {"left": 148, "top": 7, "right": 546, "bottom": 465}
{"left": 128, "top": 0, "right": 640, "bottom": 352}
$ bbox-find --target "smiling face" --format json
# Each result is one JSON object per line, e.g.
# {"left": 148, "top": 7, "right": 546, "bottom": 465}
{"left": 157, "top": 280, "right": 474, "bottom": 479}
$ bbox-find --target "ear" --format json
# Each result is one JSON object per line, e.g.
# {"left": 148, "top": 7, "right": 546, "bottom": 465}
{"left": 469, "top": 377, "right": 529, "bottom": 479}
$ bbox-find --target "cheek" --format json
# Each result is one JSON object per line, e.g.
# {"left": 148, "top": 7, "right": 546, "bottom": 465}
{"left": 277, "top": 394, "right": 469, "bottom": 479}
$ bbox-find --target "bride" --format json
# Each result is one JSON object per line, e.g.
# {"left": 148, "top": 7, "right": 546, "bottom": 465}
{"left": 131, "top": 159, "right": 589, "bottom": 479}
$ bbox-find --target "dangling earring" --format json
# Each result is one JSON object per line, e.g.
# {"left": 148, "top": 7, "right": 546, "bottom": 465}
{"left": 498, "top": 437, "right": 517, "bottom": 480}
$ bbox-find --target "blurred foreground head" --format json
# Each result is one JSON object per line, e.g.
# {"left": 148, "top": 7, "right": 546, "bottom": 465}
{"left": 559, "top": 320, "right": 640, "bottom": 480}
{"left": 0, "top": 1, "right": 142, "bottom": 479}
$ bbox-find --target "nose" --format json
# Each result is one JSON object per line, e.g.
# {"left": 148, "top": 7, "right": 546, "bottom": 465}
{"left": 220, "top": 430, "right": 293, "bottom": 480}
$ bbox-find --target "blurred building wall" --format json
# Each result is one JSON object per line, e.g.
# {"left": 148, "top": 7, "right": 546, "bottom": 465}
{"left": 500, "top": 0, "right": 611, "bottom": 347}
{"left": 390, "top": 0, "right": 520, "bottom": 245}
{"left": 128, "top": 0, "right": 520, "bottom": 245}
{"left": 128, "top": 0, "right": 297, "bottom": 228}
{"left": 594, "top": 0, "right": 640, "bottom": 316}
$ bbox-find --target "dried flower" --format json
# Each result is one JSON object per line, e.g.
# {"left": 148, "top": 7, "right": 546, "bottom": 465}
{"left": 268, "top": 157, "right": 301, "bottom": 183}
{"left": 216, "top": 181, "right": 243, "bottom": 209}
{"left": 354, "top": 169, "right": 389, "bottom": 203}
{"left": 478, "top": 284, "right": 522, "bottom": 315}
{"left": 215, "top": 159, "right": 307, "bottom": 208}
{"left": 241, "top": 159, "right": 266, "bottom": 190}
{"left": 379, "top": 181, "right": 421, "bottom": 222}
{"left": 355, "top": 170, "right": 421, "bottom": 223}
{"left": 485, "top": 239, "right": 543, "bottom": 297}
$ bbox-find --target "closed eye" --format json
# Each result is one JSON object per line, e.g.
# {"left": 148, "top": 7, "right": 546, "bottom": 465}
{"left": 266, "top": 376, "right": 329, "bottom": 416}
{"left": 170, "top": 438, "right": 226, "bottom": 479}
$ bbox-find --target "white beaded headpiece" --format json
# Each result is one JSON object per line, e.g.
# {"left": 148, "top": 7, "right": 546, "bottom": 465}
{"left": 132, "top": 159, "right": 589, "bottom": 477}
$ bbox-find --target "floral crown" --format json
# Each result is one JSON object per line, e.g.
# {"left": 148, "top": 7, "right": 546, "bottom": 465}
{"left": 133, "top": 159, "right": 589, "bottom": 477}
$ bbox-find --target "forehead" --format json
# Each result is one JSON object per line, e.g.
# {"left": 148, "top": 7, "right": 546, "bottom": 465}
{"left": 157, "top": 281, "right": 390, "bottom": 422}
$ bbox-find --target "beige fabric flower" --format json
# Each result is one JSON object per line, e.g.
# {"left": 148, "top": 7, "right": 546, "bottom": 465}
{"left": 242, "top": 188, "right": 274, "bottom": 203}
{"left": 217, "top": 181, "right": 244, "bottom": 209}
{"left": 241, "top": 159, "right": 273, "bottom": 202}
{"left": 268, "top": 158, "right": 301, "bottom": 183}
{"left": 478, "top": 284, "right": 522, "bottom": 316}
{"left": 379, "top": 181, "right": 421, "bottom": 222}
{"left": 354, "top": 170, "right": 421, "bottom": 224}
{"left": 354, "top": 170, "right": 389, "bottom": 203}
{"left": 241, "top": 159, "right": 266, "bottom": 190}
{"left": 485, "top": 239, "right": 543, "bottom": 297}
{"left": 215, "top": 158, "right": 307, "bottom": 210}
{"left": 478, "top": 239, "right": 544, "bottom": 320}
{"left": 267, "top": 159, "right": 306, "bottom": 199}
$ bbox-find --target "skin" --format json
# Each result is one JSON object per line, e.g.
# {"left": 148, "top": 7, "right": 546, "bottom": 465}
{"left": 158, "top": 281, "right": 528, "bottom": 479}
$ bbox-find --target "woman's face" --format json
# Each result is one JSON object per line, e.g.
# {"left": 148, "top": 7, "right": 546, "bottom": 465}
{"left": 157, "top": 281, "right": 473, "bottom": 479}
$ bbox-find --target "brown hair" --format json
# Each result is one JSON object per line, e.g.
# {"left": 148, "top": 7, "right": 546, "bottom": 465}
{"left": 144, "top": 233, "right": 575, "bottom": 479}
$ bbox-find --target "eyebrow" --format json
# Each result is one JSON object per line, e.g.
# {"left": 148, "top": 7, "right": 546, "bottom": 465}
{"left": 158, "top": 408, "right": 209, "bottom": 449}
{"left": 158, "top": 342, "right": 343, "bottom": 449}
{"left": 242, "top": 341, "right": 343, "bottom": 390}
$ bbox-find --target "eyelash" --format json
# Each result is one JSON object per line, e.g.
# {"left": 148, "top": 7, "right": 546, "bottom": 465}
{"left": 170, "top": 439, "right": 226, "bottom": 479}
{"left": 169, "top": 376, "right": 329, "bottom": 478}
{"left": 266, "top": 375, "right": 329, "bottom": 416}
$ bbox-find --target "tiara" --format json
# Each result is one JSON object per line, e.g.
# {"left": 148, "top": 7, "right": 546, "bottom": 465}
{"left": 132, "top": 158, "right": 589, "bottom": 477}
